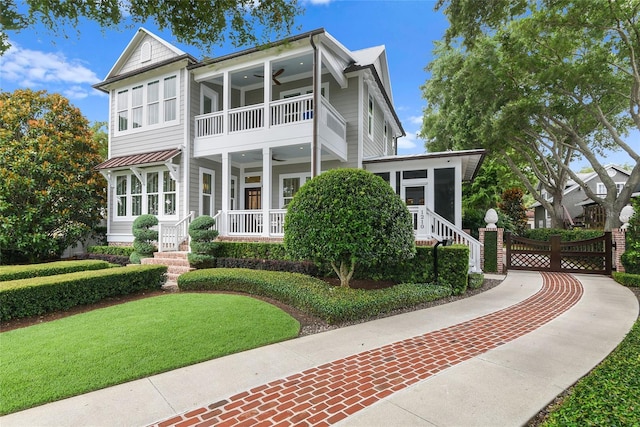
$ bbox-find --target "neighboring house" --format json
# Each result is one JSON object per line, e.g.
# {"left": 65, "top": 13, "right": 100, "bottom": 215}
{"left": 94, "top": 28, "right": 485, "bottom": 269}
{"left": 532, "top": 165, "right": 636, "bottom": 229}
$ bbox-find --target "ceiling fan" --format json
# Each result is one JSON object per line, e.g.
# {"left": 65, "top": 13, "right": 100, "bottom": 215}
{"left": 254, "top": 68, "right": 285, "bottom": 85}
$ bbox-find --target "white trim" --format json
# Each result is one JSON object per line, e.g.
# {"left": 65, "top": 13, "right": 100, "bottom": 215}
{"left": 279, "top": 172, "right": 311, "bottom": 208}
{"left": 112, "top": 166, "right": 179, "bottom": 221}
{"left": 199, "top": 167, "right": 215, "bottom": 216}
{"left": 114, "top": 71, "right": 180, "bottom": 135}
{"left": 280, "top": 83, "right": 329, "bottom": 100}
{"left": 367, "top": 92, "right": 375, "bottom": 139}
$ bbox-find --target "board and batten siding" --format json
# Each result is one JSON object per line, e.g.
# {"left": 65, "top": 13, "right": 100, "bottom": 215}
{"left": 327, "top": 76, "right": 359, "bottom": 168}
{"left": 362, "top": 83, "right": 385, "bottom": 158}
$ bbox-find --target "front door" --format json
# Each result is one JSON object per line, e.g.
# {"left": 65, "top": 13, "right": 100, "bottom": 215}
{"left": 245, "top": 188, "right": 261, "bottom": 210}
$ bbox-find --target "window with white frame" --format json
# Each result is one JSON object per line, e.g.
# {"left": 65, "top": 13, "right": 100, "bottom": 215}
{"left": 113, "top": 169, "right": 177, "bottom": 219}
{"left": 383, "top": 120, "right": 389, "bottom": 155}
{"left": 596, "top": 182, "right": 625, "bottom": 196}
{"left": 280, "top": 173, "right": 310, "bottom": 207}
{"left": 115, "top": 73, "right": 179, "bottom": 133}
{"left": 368, "top": 94, "right": 374, "bottom": 138}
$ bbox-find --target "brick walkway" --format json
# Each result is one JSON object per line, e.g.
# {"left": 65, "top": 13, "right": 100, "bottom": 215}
{"left": 152, "top": 272, "right": 583, "bottom": 427}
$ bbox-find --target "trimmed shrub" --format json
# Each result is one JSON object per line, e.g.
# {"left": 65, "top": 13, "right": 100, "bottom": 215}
{"left": 621, "top": 198, "right": 640, "bottom": 274}
{"left": 78, "top": 253, "right": 130, "bottom": 266}
{"left": 437, "top": 245, "right": 470, "bottom": 295}
{"left": 178, "top": 268, "right": 451, "bottom": 324}
{"left": 214, "top": 242, "right": 288, "bottom": 260}
{"left": 468, "top": 272, "right": 484, "bottom": 290}
{"left": 621, "top": 251, "right": 640, "bottom": 275}
{"left": 0, "top": 260, "right": 111, "bottom": 282}
{"left": 187, "top": 215, "right": 218, "bottom": 269}
{"left": 612, "top": 272, "right": 640, "bottom": 287}
{"left": 87, "top": 246, "right": 135, "bottom": 256}
{"left": 284, "top": 169, "right": 415, "bottom": 287}
{"left": 215, "top": 257, "right": 320, "bottom": 276}
{"left": 130, "top": 215, "right": 158, "bottom": 263}
{"left": 522, "top": 229, "right": 603, "bottom": 242}
{"left": 0, "top": 265, "right": 166, "bottom": 321}
{"left": 483, "top": 231, "right": 498, "bottom": 272}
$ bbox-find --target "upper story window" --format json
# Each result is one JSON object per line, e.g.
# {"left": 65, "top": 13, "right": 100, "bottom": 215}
{"left": 596, "top": 182, "right": 624, "bottom": 196}
{"left": 115, "top": 73, "right": 179, "bottom": 134}
{"left": 368, "top": 94, "right": 374, "bottom": 138}
{"left": 383, "top": 120, "right": 389, "bottom": 155}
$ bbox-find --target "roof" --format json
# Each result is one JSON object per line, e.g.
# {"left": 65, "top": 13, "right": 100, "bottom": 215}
{"left": 363, "top": 149, "right": 486, "bottom": 182}
{"left": 96, "top": 148, "right": 181, "bottom": 170}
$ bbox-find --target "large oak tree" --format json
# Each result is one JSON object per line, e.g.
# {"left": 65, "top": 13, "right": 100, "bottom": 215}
{"left": 0, "top": 0, "right": 302, "bottom": 55}
{"left": 424, "top": 0, "right": 640, "bottom": 229}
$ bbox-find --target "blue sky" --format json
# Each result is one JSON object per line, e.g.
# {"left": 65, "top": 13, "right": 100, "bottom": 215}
{"left": 0, "top": 0, "right": 635, "bottom": 166}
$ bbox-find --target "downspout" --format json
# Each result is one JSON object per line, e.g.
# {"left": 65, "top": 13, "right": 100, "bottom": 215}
{"left": 310, "top": 35, "right": 319, "bottom": 177}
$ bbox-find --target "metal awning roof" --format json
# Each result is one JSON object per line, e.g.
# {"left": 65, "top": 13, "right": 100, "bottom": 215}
{"left": 95, "top": 148, "right": 181, "bottom": 170}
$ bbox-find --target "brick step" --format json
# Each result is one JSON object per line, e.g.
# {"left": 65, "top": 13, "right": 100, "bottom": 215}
{"left": 152, "top": 251, "right": 189, "bottom": 259}
{"left": 142, "top": 257, "right": 191, "bottom": 267}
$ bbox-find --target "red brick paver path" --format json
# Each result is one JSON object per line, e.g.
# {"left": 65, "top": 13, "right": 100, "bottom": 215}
{"left": 152, "top": 272, "right": 583, "bottom": 427}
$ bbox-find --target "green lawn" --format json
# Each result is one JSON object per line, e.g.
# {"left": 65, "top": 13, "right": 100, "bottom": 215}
{"left": 0, "top": 293, "right": 299, "bottom": 415}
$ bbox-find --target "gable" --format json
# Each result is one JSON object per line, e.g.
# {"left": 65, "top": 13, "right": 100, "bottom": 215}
{"left": 105, "top": 28, "right": 186, "bottom": 79}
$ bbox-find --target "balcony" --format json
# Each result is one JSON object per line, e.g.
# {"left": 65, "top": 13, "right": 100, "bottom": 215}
{"left": 194, "top": 94, "right": 347, "bottom": 160}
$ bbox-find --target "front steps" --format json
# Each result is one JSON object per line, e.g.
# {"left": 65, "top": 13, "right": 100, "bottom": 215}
{"left": 141, "top": 251, "right": 192, "bottom": 291}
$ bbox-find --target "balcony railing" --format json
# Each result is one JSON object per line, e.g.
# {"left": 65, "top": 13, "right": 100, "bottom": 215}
{"left": 194, "top": 94, "right": 344, "bottom": 139}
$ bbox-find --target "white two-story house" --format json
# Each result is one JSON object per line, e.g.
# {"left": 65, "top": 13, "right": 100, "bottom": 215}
{"left": 94, "top": 28, "right": 484, "bottom": 269}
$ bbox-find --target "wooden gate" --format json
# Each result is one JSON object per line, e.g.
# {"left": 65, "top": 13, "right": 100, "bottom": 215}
{"left": 505, "top": 232, "right": 612, "bottom": 275}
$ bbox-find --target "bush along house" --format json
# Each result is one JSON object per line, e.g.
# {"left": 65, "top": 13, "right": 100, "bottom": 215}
{"left": 94, "top": 28, "right": 485, "bottom": 272}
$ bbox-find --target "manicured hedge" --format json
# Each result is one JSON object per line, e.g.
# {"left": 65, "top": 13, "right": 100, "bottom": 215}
{"left": 0, "top": 260, "right": 111, "bottom": 282}
{"left": 0, "top": 265, "right": 166, "bottom": 321}
{"left": 87, "top": 246, "right": 135, "bottom": 256}
{"left": 214, "top": 242, "right": 288, "bottom": 260}
{"left": 178, "top": 268, "right": 451, "bottom": 324}
{"left": 438, "top": 245, "right": 470, "bottom": 295}
{"left": 79, "top": 253, "right": 130, "bottom": 267}
{"left": 214, "top": 258, "right": 320, "bottom": 276}
{"left": 483, "top": 231, "right": 498, "bottom": 272}
{"left": 612, "top": 272, "right": 640, "bottom": 288}
{"left": 468, "top": 272, "right": 484, "bottom": 290}
{"left": 522, "top": 229, "right": 604, "bottom": 241}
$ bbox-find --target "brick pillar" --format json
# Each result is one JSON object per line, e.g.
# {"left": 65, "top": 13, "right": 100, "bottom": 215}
{"left": 479, "top": 228, "right": 504, "bottom": 273}
{"left": 612, "top": 228, "right": 626, "bottom": 273}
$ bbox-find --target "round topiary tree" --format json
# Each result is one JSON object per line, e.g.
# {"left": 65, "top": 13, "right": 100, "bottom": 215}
{"left": 187, "top": 215, "right": 219, "bottom": 269}
{"left": 130, "top": 214, "right": 158, "bottom": 264}
{"left": 284, "top": 168, "right": 415, "bottom": 287}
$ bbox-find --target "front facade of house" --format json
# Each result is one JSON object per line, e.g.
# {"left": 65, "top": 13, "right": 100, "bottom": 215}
{"left": 94, "top": 28, "right": 484, "bottom": 269}
{"left": 533, "top": 165, "right": 635, "bottom": 228}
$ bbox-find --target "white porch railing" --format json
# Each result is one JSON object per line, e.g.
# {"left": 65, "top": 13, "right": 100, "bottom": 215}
{"left": 408, "top": 206, "right": 483, "bottom": 273}
{"left": 229, "top": 105, "right": 264, "bottom": 133}
{"left": 194, "top": 94, "right": 346, "bottom": 140}
{"left": 158, "top": 211, "right": 194, "bottom": 252}
{"left": 270, "top": 95, "right": 314, "bottom": 126}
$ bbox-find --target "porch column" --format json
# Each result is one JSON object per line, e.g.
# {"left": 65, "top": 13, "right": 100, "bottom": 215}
{"left": 263, "top": 61, "right": 271, "bottom": 129}
{"left": 220, "top": 152, "right": 230, "bottom": 235}
{"left": 222, "top": 71, "right": 230, "bottom": 135}
{"left": 262, "top": 147, "right": 272, "bottom": 237}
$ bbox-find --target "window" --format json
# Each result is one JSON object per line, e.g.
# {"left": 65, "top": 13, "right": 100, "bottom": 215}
{"left": 140, "top": 41, "right": 151, "bottom": 63}
{"left": 230, "top": 176, "right": 237, "bottom": 210}
{"left": 597, "top": 182, "right": 625, "bottom": 196}
{"left": 403, "top": 169, "right": 428, "bottom": 180}
{"left": 200, "top": 168, "right": 214, "bottom": 216}
{"left": 280, "top": 174, "right": 310, "bottom": 207}
{"left": 368, "top": 94, "right": 374, "bottom": 138}
{"left": 147, "top": 81, "right": 159, "bottom": 125}
{"left": 113, "top": 169, "right": 177, "bottom": 219}
{"left": 164, "top": 76, "right": 177, "bottom": 122}
{"left": 131, "top": 175, "right": 142, "bottom": 216}
{"left": 374, "top": 172, "right": 390, "bottom": 182}
{"left": 116, "top": 176, "right": 127, "bottom": 217}
{"left": 117, "top": 90, "right": 128, "bottom": 131}
{"left": 383, "top": 120, "right": 389, "bottom": 155}
{"left": 114, "top": 73, "right": 179, "bottom": 134}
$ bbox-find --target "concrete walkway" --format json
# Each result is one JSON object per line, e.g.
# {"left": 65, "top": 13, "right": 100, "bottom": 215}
{"left": 1, "top": 271, "right": 637, "bottom": 426}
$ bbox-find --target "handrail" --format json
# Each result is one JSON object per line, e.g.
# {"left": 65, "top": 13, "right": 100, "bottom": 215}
{"left": 158, "top": 211, "right": 194, "bottom": 252}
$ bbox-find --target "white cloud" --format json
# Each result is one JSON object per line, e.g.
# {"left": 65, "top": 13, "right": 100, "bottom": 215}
{"left": 306, "top": 0, "right": 333, "bottom": 5}
{"left": 397, "top": 132, "right": 423, "bottom": 153}
{"left": 407, "top": 115, "right": 423, "bottom": 126}
{"left": 0, "top": 41, "right": 100, "bottom": 99}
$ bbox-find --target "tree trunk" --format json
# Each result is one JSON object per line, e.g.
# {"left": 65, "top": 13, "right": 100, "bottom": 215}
{"left": 331, "top": 259, "right": 355, "bottom": 288}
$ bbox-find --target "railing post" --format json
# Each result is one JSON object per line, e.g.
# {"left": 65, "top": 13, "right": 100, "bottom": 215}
{"left": 157, "top": 223, "right": 163, "bottom": 253}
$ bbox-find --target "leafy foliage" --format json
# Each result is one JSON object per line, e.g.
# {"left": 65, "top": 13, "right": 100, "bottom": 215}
{"left": 612, "top": 272, "right": 640, "bottom": 288}
{"left": 129, "top": 214, "right": 157, "bottom": 263}
{"left": 284, "top": 169, "right": 415, "bottom": 287}
{"left": 187, "top": 215, "right": 218, "bottom": 269}
{"left": 178, "top": 268, "right": 451, "bottom": 324}
{"left": 0, "top": 260, "right": 111, "bottom": 282}
{"left": 483, "top": 231, "right": 498, "bottom": 273}
{"left": 0, "top": 265, "right": 166, "bottom": 321}
{"left": 499, "top": 188, "right": 528, "bottom": 235}
{"left": 214, "top": 242, "right": 288, "bottom": 260}
{"left": 523, "top": 228, "right": 604, "bottom": 242}
{"left": 542, "top": 319, "right": 640, "bottom": 426}
{"left": 0, "top": 0, "right": 302, "bottom": 55}
{"left": 425, "top": 0, "right": 640, "bottom": 230}
{"left": 87, "top": 245, "right": 135, "bottom": 257}
{"left": 621, "top": 198, "right": 640, "bottom": 274}
{"left": 0, "top": 89, "right": 106, "bottom": 263}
